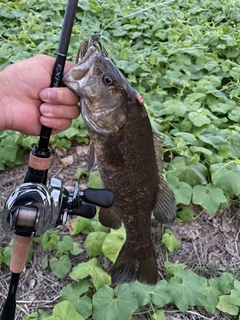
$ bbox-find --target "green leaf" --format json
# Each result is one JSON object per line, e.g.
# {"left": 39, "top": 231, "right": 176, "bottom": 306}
{"left": 102, "top": 226, "right": 126, "bottom": 262}
{"left": 57, "top": 235, "right": 73, "bottom": 252}
{"left": 189, "top": 111, "right": 211, "bottom": 127}
{"left": 41, "top": 255, "right": 49, "bottom": 270}
{"left": 88, "top": 171, "right": 102, "bottom": 189}
{"left": 153, "top": 310, "right": 165, "bottom": 320}
{"left": 167, "top": 175, "right": 192, "bottom": 205}
{"left": 47, "top": 301, "right": 85, "bottom": 320}
{"left": 192, "top": 184, "right": 227, "bottom": 214}
{"left": 230, "top": 289, "right": 240, "bottom": 306}
{"left": 234, "top": 279, "right": 240, "bottom": 292}
{"left": 167, "top": 156, "right": 207, "bottom": 186}
{"left": 174, "top": 132, "right": 197, "bottom": 144}
{"left": 199, "top": 134, "right": 228, "bottom": 150}
{"left": 211, "top": 162, "right": 240, "bottom": 196}
{"left": 190, "top": 146, "right": 212, "bottom": 155}
{"left": 217, "top": 272, "right": 234, "bottom": 295}
{"left": 49, "top": 255, "right": 71, "bottom": 279}
{"left": 164, "top": 261, "right": 186, "bottom": 278}
{"left": 177, "top": 207, "right": 194, "bottom": 222}
{"left": 229, "top": 132, "right": 240, "bottom": 158}
{"left": 60, "top": 281, "right": 92, "bottom": 319}
{"left": 203, "top": 278, "right": 221, "bottom": 314}
{"left": 90, "top": 220, "right": 109, "bottom": 233}
{"left": 64, "top": 127, "right": 80, "bottom": 139}
{"left": 24, "top": 309, "right": 49, "bottom": 320}
{"left": 74, "top": 167, "right": 88, "bottom": 179}
{"left": 217, "top": 295, "right": 239, "bottom": 316}
{"left": 163, "top": 99, "right": 187, "bottom": 117}
{"left": 2, "top": 241, "right": 13, "bottom": 266}
{"left": 130, "top": 280, "right": 171, "bottom": 308}
{"left": 85, "top": 231, "right": 107, "bottom": 257}
{"left": 230, "top": 66, "right": 240, "bottom": 80}
{"left": 34, "top": 229, "right": 59, "bottom": 252}
{"left": 92, "top": 284, "right": 139, "bottom": 320}
{"left": 70, "top": 258, "right": 111, "bottom": 290}
{"left": 69, "top": 217, "right": 91, "bottom": 236}
{"left": 162, "top": 229, "right": 181, "bottom": 252}
{"left": 91, "top": 263, "right": 111, "bottom": 291}
{"left": 71, "top": 242, "right": 84, "bottom": 256}
{"left": 168, "top": 269, "right": 208, "bottom": 312}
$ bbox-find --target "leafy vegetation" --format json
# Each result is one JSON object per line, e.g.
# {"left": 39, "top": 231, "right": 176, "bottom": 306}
{"left": 1, "top": 218, "right": 240, "bottom": 319}
{"left": 1, "top": 0, "right": 240, "bottom": 215}
{"left": 1, "top": 0, "right": 240, "bottom": 318}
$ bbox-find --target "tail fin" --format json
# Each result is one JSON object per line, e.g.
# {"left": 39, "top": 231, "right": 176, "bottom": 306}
{"left": 110, "top": 243, "right": 158, "bottom": 285}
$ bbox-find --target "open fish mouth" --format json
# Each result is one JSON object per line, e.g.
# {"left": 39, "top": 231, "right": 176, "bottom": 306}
{"left": 63, "top": 46, "right": 97, "bottom": 87}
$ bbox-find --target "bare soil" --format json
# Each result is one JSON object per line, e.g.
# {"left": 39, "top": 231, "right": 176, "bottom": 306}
{"left": 0, "top": 146, "right": 239, "bottom": 320}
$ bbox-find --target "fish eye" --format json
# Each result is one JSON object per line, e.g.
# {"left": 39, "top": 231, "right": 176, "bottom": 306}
{"left": 102, "top": 74, "right": 114, "bottom": 86}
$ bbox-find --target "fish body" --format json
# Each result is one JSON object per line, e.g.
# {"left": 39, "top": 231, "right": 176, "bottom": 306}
{"left": 63, "top": 47, "right": 176, "bottom": 285}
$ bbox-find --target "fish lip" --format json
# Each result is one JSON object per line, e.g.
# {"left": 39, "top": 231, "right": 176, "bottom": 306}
{"left": 63, "top": 46, "right": 97, "bottom": 84}
{"left": 77, "top": 45, "right": 96, "bottom": 64}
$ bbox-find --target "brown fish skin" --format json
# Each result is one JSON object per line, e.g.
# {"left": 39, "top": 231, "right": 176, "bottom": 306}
{"left": 63, "top": 47, "right": 176, "bottom": 285}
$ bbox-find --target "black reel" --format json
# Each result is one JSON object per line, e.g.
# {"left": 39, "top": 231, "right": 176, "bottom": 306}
{"left": 2, "top": 177, "right": 114, "bottom": 237}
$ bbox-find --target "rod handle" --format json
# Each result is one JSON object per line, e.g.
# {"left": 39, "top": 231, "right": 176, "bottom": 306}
{"left": 10, "top": 235, "right": 32, "bottom": 274}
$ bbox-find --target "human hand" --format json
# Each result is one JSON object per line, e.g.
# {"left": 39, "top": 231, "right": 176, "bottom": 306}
{"left": 0, "top": 54, "right": 80, "bottom": 135}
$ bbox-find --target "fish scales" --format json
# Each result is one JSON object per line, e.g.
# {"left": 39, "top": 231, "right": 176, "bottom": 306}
{"left": 94, "top": 102, "right": 159, "bottom": 283}
{"left": 63, "top": 45, "right": 176, "bottom": 285}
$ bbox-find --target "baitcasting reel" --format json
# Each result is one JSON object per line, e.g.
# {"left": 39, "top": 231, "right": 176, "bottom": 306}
{"left": 2, "top": 177, "right": 114, "bottom": 238}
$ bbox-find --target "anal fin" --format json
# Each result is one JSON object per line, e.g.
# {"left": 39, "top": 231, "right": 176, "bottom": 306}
{"left": 111, "top": 243, "right": 158, "bottom": 285}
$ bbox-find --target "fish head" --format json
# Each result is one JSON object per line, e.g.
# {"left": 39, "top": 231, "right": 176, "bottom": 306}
{"left": 63, "top": 46, "right": 138, "bottom": 134}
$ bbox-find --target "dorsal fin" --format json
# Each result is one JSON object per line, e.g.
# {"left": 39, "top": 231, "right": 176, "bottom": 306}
{"left": 152, "top": 132, "right": 176, "bottom": 223}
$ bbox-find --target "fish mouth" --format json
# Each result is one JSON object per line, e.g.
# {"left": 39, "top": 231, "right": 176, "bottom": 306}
{"left": 63, "top": 46, "right": 97, "bottom": 86}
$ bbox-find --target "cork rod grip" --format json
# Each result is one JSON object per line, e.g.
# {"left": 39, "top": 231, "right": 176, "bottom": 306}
{"left": 29, "top": 153, "right": 52, "bottom": 170}
{"left": 10, "top": 235, "right": 32, "bottom": 274}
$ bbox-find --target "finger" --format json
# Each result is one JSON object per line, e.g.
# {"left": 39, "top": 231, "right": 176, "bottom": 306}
{"left": 64, "top": 61, "right": 75, "bottom": 73}
{"left": 40, "top": 116, "right": 72, "bottom": 132}
{"left": 40, "top": 103, "right": 80, "bottom": 119}
{"left": 39, "top": 87, "right": 79, "bottom": 105}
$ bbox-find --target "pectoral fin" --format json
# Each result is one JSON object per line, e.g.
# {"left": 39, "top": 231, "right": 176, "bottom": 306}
{"left": 102, "top": 135, "right": 125, "bottom": 167}
{"left": 87, "top": 142, "right": 96, "bottom": 171}
{"left": 99, "top": 206, "right": 122, "bottom": 229}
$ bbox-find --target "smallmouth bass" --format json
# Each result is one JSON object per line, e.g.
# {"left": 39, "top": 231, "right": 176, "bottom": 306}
{"left": 63, "top": 46, "right": 176, "bottom": 285}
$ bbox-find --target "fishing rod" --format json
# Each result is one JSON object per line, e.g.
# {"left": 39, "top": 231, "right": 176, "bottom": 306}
{"left": 1, "top": 1, "right": 114, "bottom": 319}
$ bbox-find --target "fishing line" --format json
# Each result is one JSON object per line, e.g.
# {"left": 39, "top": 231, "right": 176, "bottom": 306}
{"left": 100, "top": 0, "right": 177, "bottom": 35}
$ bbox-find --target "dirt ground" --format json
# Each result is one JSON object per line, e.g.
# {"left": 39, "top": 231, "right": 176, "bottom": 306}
{"left": 0, "top": 146, "right": 239, "bottom": 320}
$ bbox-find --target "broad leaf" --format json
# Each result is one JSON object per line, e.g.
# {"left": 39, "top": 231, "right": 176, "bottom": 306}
{"left": 49, "top": 255, "right": 71, "bottom": 279}
{"left": 92, "top": 284, "right": 139, "bottom": 320}
{"left": 168, "top": 269, "right": 208, "bottom": 312}
{"left": 192, "top": 184, "right": 227, "bottom": 214}
{"left": 85, "top": 231, "right": 107, "bottom": 257}
{"left": 129, "top": 280, "right": 171, "bottom": 307}
{"left": 167, "top": 156, "right": 207, "bottom": 186}
{"left": 162, "top": 229, "right": 181, "bottom": 252}
{"left": 70, "top": 258, "right": 111, "bottom": 290}
{"left": 217, "top": 295, "right": 239, "bottom": 316}
{"left": 60, "top": 281, "right": 92, "bottom": 318}
{"left": 211, "top": 162, "right": 240, "bottom": 196}
{"left": 102, "top": 226, "right": 126, "bottom": 263}
{"left": 47, "top": 301, "right": 85, "bottom": 320}
{"left": 167, "top": 175, "right": 192, "bottom": 205}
